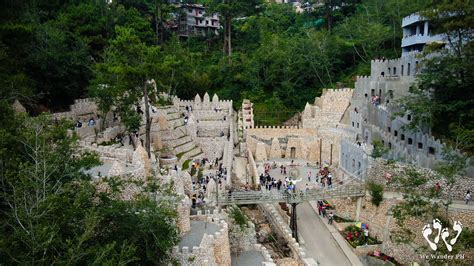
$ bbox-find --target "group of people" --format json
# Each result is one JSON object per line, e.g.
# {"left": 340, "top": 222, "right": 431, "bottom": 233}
{"left": 75, "top": 118, "right": 96, "bottom": 128}
{"left": 318, "top": 167, "right": 333, "bottom": 188}
{"left": 191, "top": 192, "right": 205, "bottom": 208}
{"left": 317, "top": 200, "right": 334, "bottom": 224}
{"left": 259, "top": 173, "right": 283, "bottom": 191}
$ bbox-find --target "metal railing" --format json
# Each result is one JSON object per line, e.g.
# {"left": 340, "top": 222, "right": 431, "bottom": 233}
{"left": 215, "top": 184, "right": 365, "bottom": 205}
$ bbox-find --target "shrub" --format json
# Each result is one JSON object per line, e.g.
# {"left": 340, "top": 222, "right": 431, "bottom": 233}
{"left": 182, "top": 159, "right": 191, "bottom": 170}
{"left": 229, "top": 206, "right": 248, "bottom": 230}
{"left": 368, "top": 182, "right": 384, "bottom": 207}
{"left": 197, "top": 168, "right": 203, "bottom": 182}
{"left": 371, "top": 139, "right": 389, "bottom": 158}
{"left": 190, "top": 166, "right": 197, "bottom": 176}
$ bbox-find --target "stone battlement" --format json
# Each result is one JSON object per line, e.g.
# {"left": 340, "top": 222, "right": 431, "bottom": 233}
{"left": 173, "top": 217, "right": 231, "bottom": 266}
{"left": 245, "top": 125, "right": 299, "bottom": 129}
{"left": 321, "top": 88, "right": 353, "bottom": 94}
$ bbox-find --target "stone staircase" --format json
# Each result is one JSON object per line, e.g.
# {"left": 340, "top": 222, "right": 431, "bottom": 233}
{"left": 158, "top": 106, "right": 204, "bottom": 165}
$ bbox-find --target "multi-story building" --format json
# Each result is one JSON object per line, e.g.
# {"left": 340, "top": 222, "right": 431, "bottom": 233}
{"left": 401, "top": 13, "right": 445, "bottom": 55}
{"left": 175, "top": 4, "right": 220, "bottom": 37}
{"left": 340, "top": 13, "right": 473, "bottom": 177}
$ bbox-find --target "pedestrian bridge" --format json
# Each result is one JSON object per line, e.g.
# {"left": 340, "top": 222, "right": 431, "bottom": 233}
{"left": 215, "top": 184, "right": 365, "bottom": 205}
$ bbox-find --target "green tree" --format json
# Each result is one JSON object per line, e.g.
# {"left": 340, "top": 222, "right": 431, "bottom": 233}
{"left": 206, "top": 0, "right": 263, "bottom": 57}
{"left": 367, "top": 182, "right": 384, "bottom": 207}
{"left": 91, "top": 26, "right": 161, "bottom": 158}
{"left": 0, "top": 102, "right": 179, "bottom": 264}
{"left": 398, "top": 1, "right": 474, "bottom": 152}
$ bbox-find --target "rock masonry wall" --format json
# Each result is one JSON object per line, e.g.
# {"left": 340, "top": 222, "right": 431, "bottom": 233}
{"left": 368, "top": 158, "right": 474, "bottom": 201}
{"left": 330, "top": 195, "right": 474, "bottom": 264}
{"left": 173, "top": 211, "right": 231, "bottom": 266}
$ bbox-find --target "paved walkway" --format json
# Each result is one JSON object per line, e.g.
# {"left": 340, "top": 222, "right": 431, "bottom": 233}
{"left": 383, "top": 191, "right": 474, "bottom": 211}
{"left": 298, "top": 201, "right": 355, "bottom": 266}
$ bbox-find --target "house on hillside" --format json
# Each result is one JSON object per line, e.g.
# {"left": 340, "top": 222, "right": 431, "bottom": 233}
{"left": 168, "top": 3, "right": 220, "bottom": 38}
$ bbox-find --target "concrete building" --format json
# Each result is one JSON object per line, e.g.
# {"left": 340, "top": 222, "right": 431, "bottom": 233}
{"left": 176, "top": 4, "right": 220, "bottom": 37}
{"left": 401, "top": 13, "right": 445, "bottom": 55}
{"left": 341, "top": 13, "right": 474, "bottom": 176}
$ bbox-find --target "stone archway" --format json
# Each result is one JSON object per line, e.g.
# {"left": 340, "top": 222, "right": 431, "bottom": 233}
{"left": 290, "top": 147, "right": 296, "bottom": 159}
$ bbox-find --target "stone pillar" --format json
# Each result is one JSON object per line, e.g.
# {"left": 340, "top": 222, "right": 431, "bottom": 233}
{"left": 355, "top": 197, "right": 363, "bottom": 221}
{"left": 424, "top": 21, "right": 429, "bottom": 36}
{"left": 381, "top": 211, "right": 392, "bottom": 253}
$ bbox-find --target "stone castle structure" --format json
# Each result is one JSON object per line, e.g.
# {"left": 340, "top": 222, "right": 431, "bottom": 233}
{"left": 241, "top": 88, "right": 355, "bottom": 185}
{"left": 345, "top": 52, "right": 450, "bottom": 173}
{"left": 40, "top": 10, "right": 473, "bottom": 265}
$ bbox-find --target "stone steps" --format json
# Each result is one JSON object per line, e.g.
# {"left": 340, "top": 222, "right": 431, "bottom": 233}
{"left": 173, "top": 140, "right": 195, "bottom": 154}
{"left": 178, "top": 146, "right": 203, "bottom": 163}
{"left": 174, "top": 124, "right": 186, "bottom": 131}
{"left": 166, "top": 112, "right": 182, "bottom": 120}
{"left": 160, "top": 128, "right": 186, "bottom": 141}
{"left": 168, "top": 135, "right": 192, "bottom": 147}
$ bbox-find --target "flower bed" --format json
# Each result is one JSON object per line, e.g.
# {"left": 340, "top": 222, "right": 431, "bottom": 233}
{"left": 343, "top": 225, "right": 381, "bottom": 248}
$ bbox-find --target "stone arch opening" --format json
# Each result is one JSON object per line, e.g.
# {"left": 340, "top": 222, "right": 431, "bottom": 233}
{"left": 290, "top": 147, "right": 296, "bottom": 159}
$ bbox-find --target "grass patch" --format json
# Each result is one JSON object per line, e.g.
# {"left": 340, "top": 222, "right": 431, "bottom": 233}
{"left": 182, "top": 159, "right": 192, "bottom": 170}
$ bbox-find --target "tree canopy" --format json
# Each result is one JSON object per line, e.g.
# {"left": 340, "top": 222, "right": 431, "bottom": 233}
{"left": 0, "top": 101, "right": 179, "bottom": 264}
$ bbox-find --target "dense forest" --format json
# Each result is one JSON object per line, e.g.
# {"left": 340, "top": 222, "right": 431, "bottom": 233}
{"left": 1, "top": 0, "right": 432, "bottom": 121}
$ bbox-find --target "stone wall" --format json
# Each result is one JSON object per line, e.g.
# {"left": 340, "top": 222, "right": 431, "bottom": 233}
{"left": 329, "top": 195, "right": 474, "bottom": 264}
{"left": 258, "top": 204, "right": 310, "bottom": 263}
{"left": 173, "top": 214, "right": 231, "bottom": 266}
{"left": 197, "top": 137, "right": 225, "bottom": 160}
{"left": 367, "top": 158, "right": 474, "bottom": 201}
{"left": 52, "top": 98, "right": 99, "bottom": 120}
{"left": 173, "top": 92, "right": 233, "bottom": 112}
{"left": 177, "top": 198, "right": 191, "bottom": 236}
{"left": 340, "top": 138, "right": 370, "bottom": 178}
{"left": 348, "top": 52, "right": 474, "bottom": 176}
{"left": 246, "top": 127, "right": 342, "bottom": 166}
{"left": 302, "top": 88, "right": 353, "bottom": 129}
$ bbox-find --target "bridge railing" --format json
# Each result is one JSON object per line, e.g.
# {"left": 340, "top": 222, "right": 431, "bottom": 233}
{"left": 215, "top": 184, "right": 365, "bottom": 205}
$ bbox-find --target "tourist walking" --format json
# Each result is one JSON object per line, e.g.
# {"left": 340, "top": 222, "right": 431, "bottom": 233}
{"left": 364, "top": 228, "right": 369, "bottom": 245}
{"left": 465, "top": 190, "right": 472, "bottom": 205}
{"left": 328, "top": 212, "right": 334, "bottom": 224}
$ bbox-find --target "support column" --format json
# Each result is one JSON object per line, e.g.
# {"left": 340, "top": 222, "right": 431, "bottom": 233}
{"left": 289, "top": 203, "right": 299, "bottom": 242}
{"left": 330, "top": 143, "right": 333, "bottom": 165}
{"left": 381, "top": 211, "right": 392, "bottom": 253}
{"left": 355, "top": 197, "right": 363, "bottom": 221}
{"left": 424, "top": 21, "right": 429, "bottom": 36}
{"left": 319, "top": 139, "right": 322, "bottom": 165}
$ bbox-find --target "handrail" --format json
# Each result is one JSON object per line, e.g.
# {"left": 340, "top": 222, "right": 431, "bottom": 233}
{"left": 213, "top": 184, "right": 365, "bottom": 205}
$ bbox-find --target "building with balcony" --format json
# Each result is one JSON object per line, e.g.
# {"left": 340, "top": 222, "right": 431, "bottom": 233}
{"left": 176, "top": 4, "right": 220, "bottom": 37}
{"left": 401, "top": 13, "right": 445, "bottom": 55}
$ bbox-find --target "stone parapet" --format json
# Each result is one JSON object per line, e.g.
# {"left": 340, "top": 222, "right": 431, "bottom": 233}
{"left": 258, "top": 204, "right": 311, "bottom": 263}
{"left": 174, "top": 213, "right": 231, "bottom": 266}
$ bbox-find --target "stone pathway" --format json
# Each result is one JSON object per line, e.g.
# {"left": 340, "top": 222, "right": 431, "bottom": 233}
{"left": 178, "top": 221, "right": 220, "bottom": 249}
{"left": 298, "top": 201, "right": 356, "bottom": 266}
{"left": 383, "top": 191, "right": 474, "bottom": 211}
